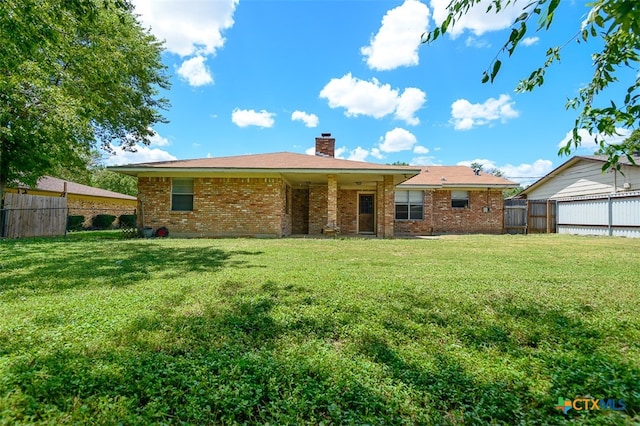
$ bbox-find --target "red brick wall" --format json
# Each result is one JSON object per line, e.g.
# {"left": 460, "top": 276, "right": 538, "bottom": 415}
{"left": 281, "top": 183, "right": 292, "bottom": 236}
{"left": 138, "top": 176, "right": 286, "bottom": 237}
{"left": 308, "top": 186, "right": 327, "bottom": 234}
{"left": 394, "top": 189, "right": 504, "bottom": 235}
{"left": 338, "top": 189, "right": 358, "bottom": 234}
{"left": 291, "top": 188, "right": 309, "bottom": 234}
{"left": 67, "top": 197, "right": 136, "bottom": 228}
{"left": 394, "top": 190, "right": 434, "bottom": 235}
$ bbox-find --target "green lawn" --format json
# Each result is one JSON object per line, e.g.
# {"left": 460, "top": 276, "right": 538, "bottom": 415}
{"left": 0, "top": 234, "right": 639, "bottom": 424}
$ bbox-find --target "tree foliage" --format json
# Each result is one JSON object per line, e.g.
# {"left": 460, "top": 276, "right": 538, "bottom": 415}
{"left": 593, "top": 128, "right": 640, "bottom": 170}
{"left": 422, "top": 0, "right": 640, "bottom": 171}
{"left": 0, "top": 0, "right": 169, "bottom": 201}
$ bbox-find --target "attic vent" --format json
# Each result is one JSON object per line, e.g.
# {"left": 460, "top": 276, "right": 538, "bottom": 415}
{"left": 441, "top": 176, "right": 446, "bottom": 181}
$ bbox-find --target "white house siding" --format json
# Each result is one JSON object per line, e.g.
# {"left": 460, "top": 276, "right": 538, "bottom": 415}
{"left": 525, "top": 160, "right": 640, "bottom": 200}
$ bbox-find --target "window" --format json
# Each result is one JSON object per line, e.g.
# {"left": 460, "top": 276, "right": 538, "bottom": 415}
{"left": 395, "top": 190, "right": 423, "bottom": 220}
{"left": 172, "top": 178, "right": 194, "bottom": 211}
{"left": 451, "top": 190, "right": 469, "bottom": 208}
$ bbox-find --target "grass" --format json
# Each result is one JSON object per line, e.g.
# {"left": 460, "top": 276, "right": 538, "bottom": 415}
{"left": 0, "top": 233, "right": 639, "bottom": 425}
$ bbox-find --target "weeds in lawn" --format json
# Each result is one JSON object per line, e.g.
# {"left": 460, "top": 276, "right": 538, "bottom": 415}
{"left": 0, "top": 235, "right": 638, "bottom": 424}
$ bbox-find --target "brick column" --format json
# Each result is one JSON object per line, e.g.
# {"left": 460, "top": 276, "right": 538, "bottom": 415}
{"left": 376, "top": 181, "right": 384, "bottom": 237}
{"left": 382, "top": 175, "right": 395, "bottom": 238}
{"left": 327, "top": 174, "right": 338, "bottom": 230}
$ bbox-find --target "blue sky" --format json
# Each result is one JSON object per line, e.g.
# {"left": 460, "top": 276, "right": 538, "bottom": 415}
{"left": 104, "top": 0, "right": 635, "bottom": 185}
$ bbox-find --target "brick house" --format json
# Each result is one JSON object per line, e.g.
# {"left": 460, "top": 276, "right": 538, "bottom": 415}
{"left": 395, "top": 166, "right": 517, "bottom": 235}
{"left": 110, "top": 134, "right": 517, "bottom": 237}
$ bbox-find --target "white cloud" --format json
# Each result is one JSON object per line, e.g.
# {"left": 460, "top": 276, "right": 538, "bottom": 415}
{"left": 305, "top": 146, "right": 315, "bottom": 156}
{"left": 465, "top": 36, "right": 490, "bottom": 48}
{"left": 430, "top": 0, "right": 526, "bottom": 38}
{"left": 347, "top": 147, "right": 370, "bottom": 162}
{"left": 557, "top": 128, "right": 632, "bottom": 149}
{"left": 450, "top": 94, "right": 519, "bottom": 130}
{"left": 457, "top": 158, "right": 554, "bottom": 186}
{"left": 379, "top": 128, "right": 417, "bottom": 153}
{"left": 105, "top": 144, "right": 177, "bottom": 166}
{"left": 395, "top": 88, "right": 426, "bottom": 125}
{"left": 319, "top": 73, "right": 425, "bottom": 125}
{"left": 361, "top": 0, "right": 430, "bottom": 71}
{"left": 370, "top": 148, "right": 384, "bottom": 159}
{"left": 132, "top": 0, "right": 238, "bottom": 57}
{"left": 231, "top": 108, "right": 276, "bottom": 128}
{"left": 413, "top": 145, "right": 429, "bottom": 154}
{"left": 333, "top": 146, "right": 372, "bottom": 162}
{"left": 132, "top": 0, "right": 238, "bottom": 87}
{"left": 522, "top": 36, "right": 540, "bottom": 46}
{"left": 291, "top": 111, "right": 319, "bottom": 128}
{"left": 176, "top": 55, "right": 213, "bottom": 86}
{"left": 149, "top": 131, "right": 170, "bottom": 147}
{"left": 411, "top": 156, "right": 437, "bottom": 165}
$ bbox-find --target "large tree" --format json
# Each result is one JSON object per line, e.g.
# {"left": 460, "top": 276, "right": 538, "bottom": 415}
{"left": 423, "top": 0, "right": 639, "bottom": 171}
{"left": 0, "top": 0, "right": 169, "bottom": 201}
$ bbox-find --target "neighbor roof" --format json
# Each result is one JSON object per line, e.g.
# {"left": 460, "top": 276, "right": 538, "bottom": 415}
{"left": 518, "top": 154, "right": 639, "bottom": 197}
{"left": 109, "top": 152, "right": 422, "bottom": 175}
{"left": 399, "top": 166, "right": 518, "bottom": 188}
{"left": 18, "top": 176, "right": 136, "bottom": 200}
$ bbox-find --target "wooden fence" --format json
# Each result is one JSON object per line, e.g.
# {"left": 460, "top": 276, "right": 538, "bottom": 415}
{"left": 504, "top": 199, "right": 557, "bottom": 234}
{"left": 528, "top": 200, "right": 557, "bottom": 233}
{"left": 504, "top": 199, "right": 527, "bottom": 234}
{"left": 1, "top": 193, "right": 67, "bottom": 238}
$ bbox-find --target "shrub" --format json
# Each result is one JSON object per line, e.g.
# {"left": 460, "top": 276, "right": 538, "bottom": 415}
{"left": 92, "top": 214, "right": 116, "bottom": 230}
{"left": 118, "top": 214, "right": 137, "bottom": 228}
{"left": 66, "top": 215, "right": 85, "bottom": 232}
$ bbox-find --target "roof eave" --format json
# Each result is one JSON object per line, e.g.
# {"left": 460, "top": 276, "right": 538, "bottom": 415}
{"left": 108, "top": 166, "right": 422, "bottom": 176}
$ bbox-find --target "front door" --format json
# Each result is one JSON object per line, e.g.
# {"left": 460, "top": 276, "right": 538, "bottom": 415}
{"left": 358, "top": 194, "right": 375, "bottom": 233}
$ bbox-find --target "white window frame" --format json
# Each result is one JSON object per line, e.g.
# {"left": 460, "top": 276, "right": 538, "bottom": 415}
{"left": 451, "top": 190, "right": 469, "bottom": 209}
{"left": 171, "top": 178, "right": 194, "bottom": 211}
{"left": 395, "top": 190, "right": 424, "bottom": 220}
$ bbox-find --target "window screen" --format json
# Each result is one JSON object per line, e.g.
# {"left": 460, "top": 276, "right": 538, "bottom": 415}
{"left": 172, "top": 178, "right": 194, "bottom": 211}
{"left": 395, "top": 190, "right": 423, "bottom": 220}
{"left": 451, "top": 190, "right": 469, "bottom": 208}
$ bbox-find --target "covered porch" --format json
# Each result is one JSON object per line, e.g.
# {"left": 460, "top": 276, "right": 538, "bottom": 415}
{"left": 282, "top": 171, "right": 408, "bottom": 238}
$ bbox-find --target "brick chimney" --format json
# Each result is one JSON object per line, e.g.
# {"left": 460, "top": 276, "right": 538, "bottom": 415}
{"left": 315, "top": 133, "right": 335, "bottom": 157}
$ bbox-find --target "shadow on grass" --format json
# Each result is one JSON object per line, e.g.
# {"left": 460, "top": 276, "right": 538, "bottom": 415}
{"left": 1, "top": 276, "right": 638, "bottom": 424}
{"left": 378, "top": 290, "right": 640, "bottom": 423}
{"left": 0, "top": 240, "right": 264, "bottom": 299}
{"left": 1, "top": 281, "right": 400, "bottom": 424}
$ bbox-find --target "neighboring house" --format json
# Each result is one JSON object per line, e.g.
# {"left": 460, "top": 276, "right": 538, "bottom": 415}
{"left": 109, "top": 134, "right": 518, "bottom": 238}
{"left": 518, "top": 154, "right": 640, "bottom": 237}
{"left": 519, "top": 155, "right": 640, "bottom": 200}
{"left": 5, "top": 176, "right": 137, "bottom": 225}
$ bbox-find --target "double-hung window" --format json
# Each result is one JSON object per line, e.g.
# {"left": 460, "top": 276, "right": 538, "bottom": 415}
{"left": 172, "top": 178, "right": 194, "bottom": 211}
{"left": 395, "top": 190, "right": 424, "bottom": 220}
{"left": 451, "top": 190, "right": 469, "bottom": 208}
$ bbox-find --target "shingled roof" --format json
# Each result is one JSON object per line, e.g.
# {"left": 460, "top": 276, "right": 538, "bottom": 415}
{"left": 399, "top": 166, "right": 518, "bottom": 188}
{"left": 18, "top": 176, "right": 136, "bottom": 201}
{"left": 109, "top": 152, "right": 422, "bottom": 174}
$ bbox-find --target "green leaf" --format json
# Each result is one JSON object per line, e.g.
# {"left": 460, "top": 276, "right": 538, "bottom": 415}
{"left": 514, "top": 12, "right": 528, "bottom": 23}
{"left": 481, "top": 72, "right": 490, "bottom": 84}
{"left": 490, "top": 60, "right": 502, "bottom": 83}
{"left": 441, "top": 14, "right": 452, "bottom": 34}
